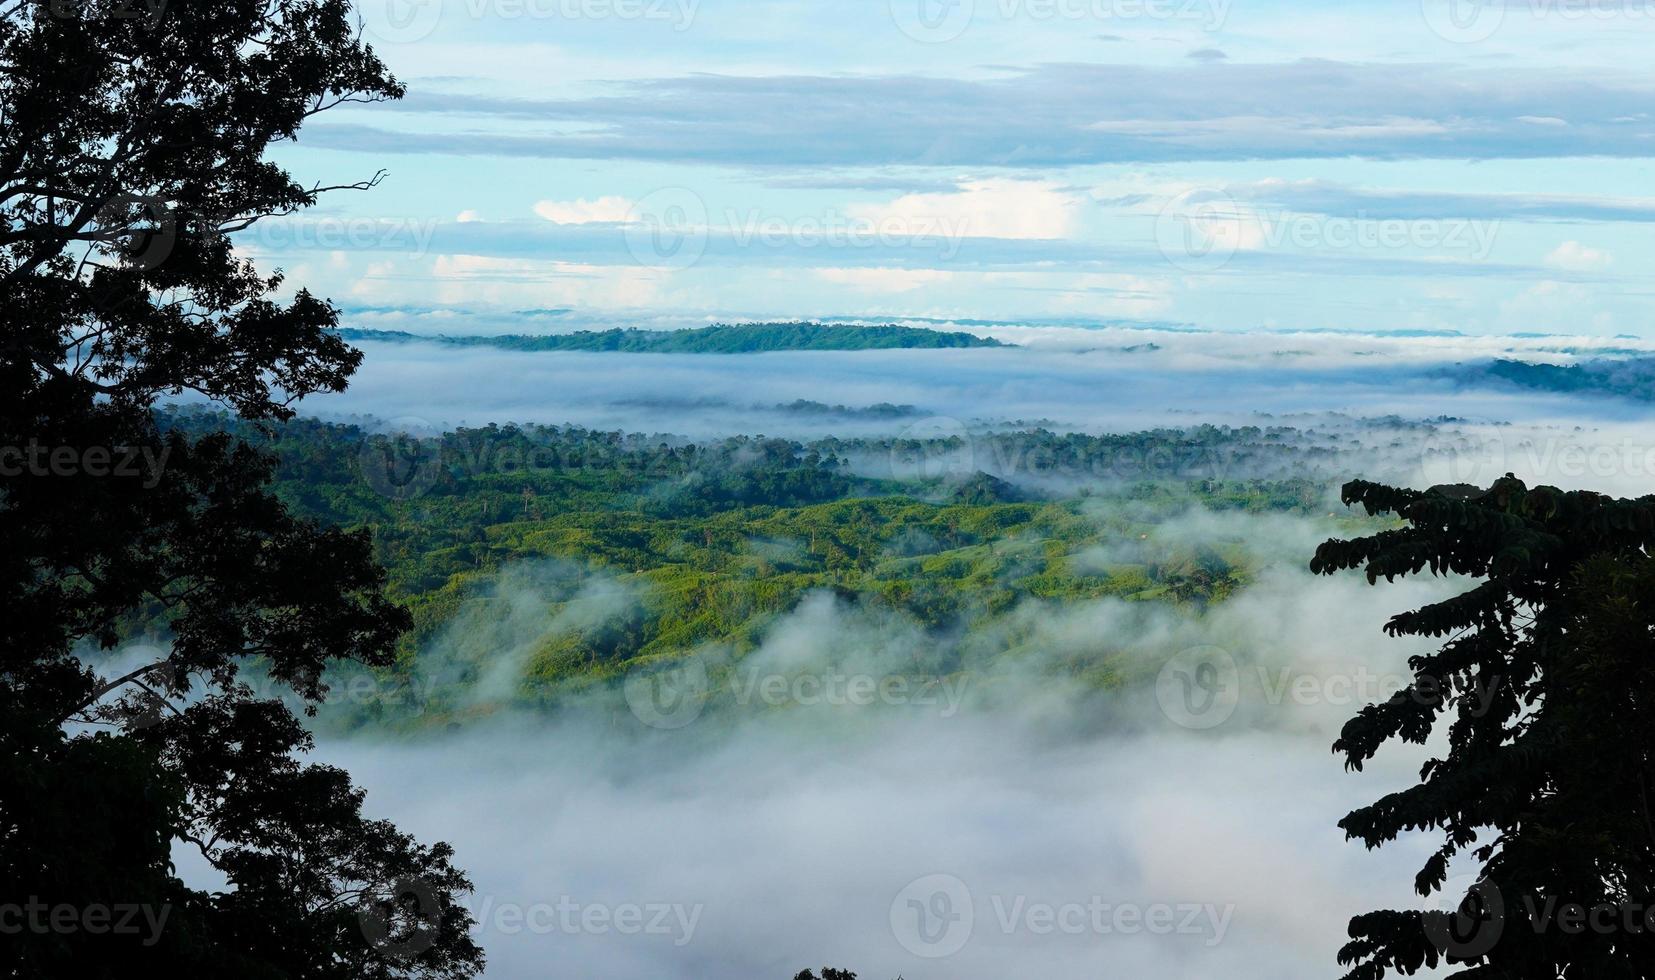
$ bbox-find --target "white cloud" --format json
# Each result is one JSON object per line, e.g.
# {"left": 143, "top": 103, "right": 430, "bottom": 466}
{"left": 1090, "top": 177, "right": 1271, "bottom": 254}
{"left": 1544, "top": 240, "right": 1613, "bottom": 271}
{"left": 426, "top": 254, "right": 669, "bottom": 309}
{"left": 978, "top": 270, "right": 1176, "bottom": 318}
{"left": 815, "top": 267, "right": 955, "bottom": 293}
{"left": 1083, "top": 115, "right": 1453, "bottom": 141}
{"left": 850, "top": 179, "right": 1083, "bottom": 241}
{"left": 348, "top": 260, "right": 400, "bottom": 300}
{"left": 1498, "top": 278, "right": 1601, "bottom": 332}
{"left": 533, "top": 195, "right": 636, "bottom": 225}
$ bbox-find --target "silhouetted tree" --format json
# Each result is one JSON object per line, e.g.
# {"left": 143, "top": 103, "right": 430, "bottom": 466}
{"left": 1312, "top": 476, "right": 1655, "bottom": 978}
{"left": 0, "top": 0, "right": 482, "bottom": 976}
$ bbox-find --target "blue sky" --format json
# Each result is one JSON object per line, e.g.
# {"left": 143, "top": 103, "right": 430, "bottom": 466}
{"left": 251, "top": 0, "right": 1655, "bottom": 335}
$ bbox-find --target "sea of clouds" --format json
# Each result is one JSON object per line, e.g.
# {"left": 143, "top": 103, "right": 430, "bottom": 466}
{"left": 210, "top": 321, "right": 1655, "bottom": 977}
{"left": 296, "top": 506, "right": 1470, "bottom": 978}
{"left": 312, "top": 330, "right": 1637, "bottom": 438}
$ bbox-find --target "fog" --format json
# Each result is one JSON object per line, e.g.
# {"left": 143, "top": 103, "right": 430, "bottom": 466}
{"left": 252, "top": 328, "right": 1655, "bottom": 977}
{"left": 292, "top": 331, "right": 1655, "bottom": 499}
{"left": 307, "top": 327, "right": 1654, "bottom": 439}
{"left": 322, "top": 715, "right": 1438, "bottom": 979}
{"left": 306, "top": 509, "right": 1467, "bottom": 979}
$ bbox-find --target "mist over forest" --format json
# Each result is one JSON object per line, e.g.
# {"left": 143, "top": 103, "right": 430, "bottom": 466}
{"left": 130, "top": 330, "right": 1651, "bottom": 978}
{"left": 13, "top": 2, "right": 1655, "bottom": 977}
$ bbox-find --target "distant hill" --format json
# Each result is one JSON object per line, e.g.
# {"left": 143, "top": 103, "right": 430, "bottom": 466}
{"left": 1475, "top": 357, "right": 1655, "bottom": 402}
{"left": 775, "top": 399, "right": 921, "bottom": 419}
{"left": 336, "top": 321, "right": 1007, "bottom": 353}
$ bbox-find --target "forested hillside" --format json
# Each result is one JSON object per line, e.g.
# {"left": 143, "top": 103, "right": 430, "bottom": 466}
{"left": 142, "top": 411, "right": 1386, "bottom": 730}
{"left": 336, "top": 321, "right": 1006, "bottom": 353}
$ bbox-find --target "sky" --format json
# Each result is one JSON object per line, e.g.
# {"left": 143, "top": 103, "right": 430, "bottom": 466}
{"left": 205, "top": 10, "right": 1655, "bottom": 974}
{"left": 248, "top": 0, "right": 1655, "bottom": 336}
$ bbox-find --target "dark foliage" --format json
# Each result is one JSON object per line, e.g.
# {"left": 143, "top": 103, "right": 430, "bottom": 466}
{"left": 1478, "top": 356, "right": 1655, "bottom": 403}
{"left": 1312, "top": 475, "right": 1655, "bottom": 979}
{"left": 0, "top": 0, "right": 481, "bottom": 975}
{"left": 948, "top": 471, "right": 1022, "bottom": 505}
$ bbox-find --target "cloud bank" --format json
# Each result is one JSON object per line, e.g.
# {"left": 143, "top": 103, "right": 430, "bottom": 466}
{"left": 313, "top": 61, "right": 1655, "bottom": 166}
{"left": 312, "top": 511, "right": 1462, "bottom": 979}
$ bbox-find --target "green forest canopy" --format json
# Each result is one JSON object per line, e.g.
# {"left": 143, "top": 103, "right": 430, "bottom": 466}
{"left": 335, "top": 321, "right": 1007, "bottom": 353}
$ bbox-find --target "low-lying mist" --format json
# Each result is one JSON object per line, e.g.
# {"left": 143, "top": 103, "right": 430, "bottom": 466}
{"left": 303, "top": 330, "right": 1655, "bottom": 446}
{"left": 289, "top": 333, "right": 1655, "bottom": 500}
{"left": 155, "top": 327, "right": 1655, "bottom": 977}
{"left": 304, "top": 508, "right": 1463, "bottom": 979}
